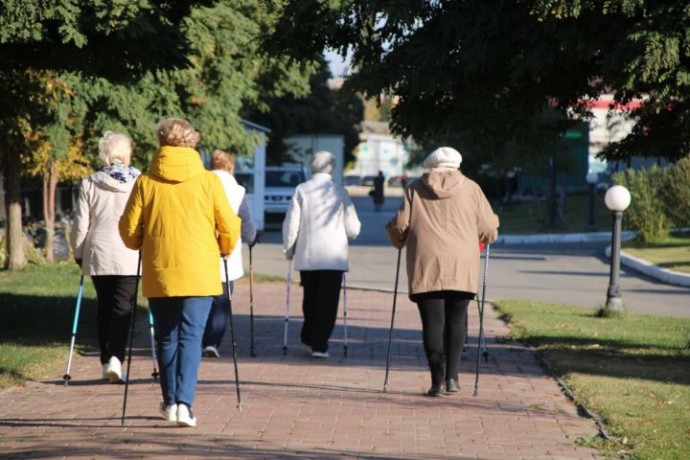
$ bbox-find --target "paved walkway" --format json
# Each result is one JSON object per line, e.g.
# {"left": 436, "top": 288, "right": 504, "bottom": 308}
{"left": 0, "top": 282, "right": 600, "bottom": 459}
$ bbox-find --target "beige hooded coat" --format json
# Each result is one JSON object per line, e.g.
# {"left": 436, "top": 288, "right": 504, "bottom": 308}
{"left": 385, "top": 169, "right": 499, "bottom": 296}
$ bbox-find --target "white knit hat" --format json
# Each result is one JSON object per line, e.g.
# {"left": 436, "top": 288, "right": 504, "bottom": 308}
{"left": 422, "top": 147, "right": 463, "bottom": 170}
{"left": 310, "top": 150, "right": 336, "bottom": 174}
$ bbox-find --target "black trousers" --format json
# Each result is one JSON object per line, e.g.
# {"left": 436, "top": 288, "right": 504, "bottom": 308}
{"left": 91, "top": 275, "right": 138, "bottom": 365}
{"left": 300, "top": 270, "right": 343, "bottom": 353}
{"left": 412, "top": 291, "right": 474, "bottom": 385}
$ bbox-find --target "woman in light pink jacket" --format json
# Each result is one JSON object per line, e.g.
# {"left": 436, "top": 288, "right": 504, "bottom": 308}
{"left": 71, "top": 131, "right": 141, "bottom": 384}
{"left": 386, "top": 147, "right": 499, "bottom": 397}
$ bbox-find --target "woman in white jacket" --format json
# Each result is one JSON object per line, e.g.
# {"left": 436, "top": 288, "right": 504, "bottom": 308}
{"left": 282, "top": 151, "right": 361, "bottom": 358}
{"left": 202, "top": 150, "right": 257, "bottom": 358}
{"left": 71, "top": 131, "right": 141, "bottom": 383}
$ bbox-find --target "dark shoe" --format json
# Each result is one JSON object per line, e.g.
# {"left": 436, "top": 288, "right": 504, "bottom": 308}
{"left": 426, "top": 383, "right": 445, "bottom": 397}
{"left": 445, "top": 379, "right": 460, "bottom": 393}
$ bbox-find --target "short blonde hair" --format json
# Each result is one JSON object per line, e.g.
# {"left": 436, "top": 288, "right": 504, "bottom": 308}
{"left": 211, "top": 149, "right": 235, "bottom": 173}
{"left": 156, "top": 117, "right": 200, "bottom": 148}
{"left": 98, "top": 131, "right": 132, "bottom": 165}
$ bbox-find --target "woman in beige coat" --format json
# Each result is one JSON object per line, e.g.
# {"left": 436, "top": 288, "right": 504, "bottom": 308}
{"left": 71, "top": 131, "right": 141, "bottom": 384}
{"left": 386, "top": 147, "right": 499, "bottom": 397}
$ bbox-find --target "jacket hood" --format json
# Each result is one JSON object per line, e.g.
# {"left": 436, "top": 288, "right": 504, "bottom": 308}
{"left": 420, "top": 169, "right": 467, "bottom": 198}
{"left": 149, "top": 145, "right": 205, "bottom": 183}
{"left": 90, "top": 164, "right": 141, "bottom": 193}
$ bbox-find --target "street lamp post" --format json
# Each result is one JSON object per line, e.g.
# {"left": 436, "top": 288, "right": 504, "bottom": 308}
{"left": 586, "top": 172, "right": 598, "bottom": 229}
{"left": 604, "top": 185, "right": 631, "bottom": 312}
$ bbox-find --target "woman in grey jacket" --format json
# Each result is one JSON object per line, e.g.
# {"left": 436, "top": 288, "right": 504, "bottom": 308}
{"left": 386, "top": 147, "right": 499, "bottom": 396}
{"left": 283, "top": 151, "right": 361, "bottom": 358}
{"left": 71, "top": 131, "right": 141, "bottom": 384}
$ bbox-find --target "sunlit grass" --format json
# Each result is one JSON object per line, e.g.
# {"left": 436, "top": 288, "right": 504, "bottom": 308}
{"left": 495, "top": 299, "right": 690, "bottom": 460}
{"left": 622, "top": 231, "right": 690, "bottom": 274}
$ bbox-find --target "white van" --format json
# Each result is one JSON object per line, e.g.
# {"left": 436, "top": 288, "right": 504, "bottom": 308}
{"left": 263, "top": 165, "right": 307, "bottom": 224}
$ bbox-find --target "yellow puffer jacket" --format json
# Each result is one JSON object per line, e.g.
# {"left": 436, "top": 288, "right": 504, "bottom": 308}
{"left": 119, "top": 146, "right": 241, "bottom": 298}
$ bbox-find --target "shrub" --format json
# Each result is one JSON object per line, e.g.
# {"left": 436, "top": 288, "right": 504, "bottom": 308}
{"left": 613, "top": 166, "right": 672, "bottom": 242}
{"left": 661, "top": 156, "right": 690, "bottom": 228}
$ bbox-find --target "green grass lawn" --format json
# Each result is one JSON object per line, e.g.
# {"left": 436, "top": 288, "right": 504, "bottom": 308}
{"left": 496, "top": 192, "right": 613, "bottom": 234}
{"left": 0, "top": 263, "right": 145, "bottom": 387}
{"left": 495, "top": 299, "right": 690, "bottom": 460}
{"left": 622, "top": 232, "right": 690, "bottom": 274}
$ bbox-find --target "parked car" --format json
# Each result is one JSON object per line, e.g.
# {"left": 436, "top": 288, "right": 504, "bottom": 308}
{"left": 360, "top": 175, "right": 377, "bottom": 186}
{"left": 344, "top": 175, "right": 361, "bottom": 186}
{"left": 264, "top": 165, "right": 307, "bottom": 221}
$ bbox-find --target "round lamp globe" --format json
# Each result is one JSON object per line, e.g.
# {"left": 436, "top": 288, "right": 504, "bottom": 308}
{"left": 604, "top": 185, "right": 631, "bottom": 212}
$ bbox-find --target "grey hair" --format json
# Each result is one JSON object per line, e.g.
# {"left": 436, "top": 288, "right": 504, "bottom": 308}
{"left": 155, "top": 117, "right": 200, "bottom": 148}
{"left": 98, "top": 131, "right": 132, "bottom": 166}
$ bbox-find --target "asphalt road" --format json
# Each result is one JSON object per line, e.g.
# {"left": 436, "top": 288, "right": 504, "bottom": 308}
{"left": 251, "top": 194, "right": 689, "bottom": 318}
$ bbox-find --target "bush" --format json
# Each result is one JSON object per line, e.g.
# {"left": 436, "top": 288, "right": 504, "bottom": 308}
{"left": 661, "top": 156, "right": 690, "bottom": 228}
{"left": 613, "top": 166, "right": 672, "bottom": 242}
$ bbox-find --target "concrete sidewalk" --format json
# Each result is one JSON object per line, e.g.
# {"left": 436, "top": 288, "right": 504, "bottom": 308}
{"left": 0, "top": 283, "right": 600, "bottom": 459}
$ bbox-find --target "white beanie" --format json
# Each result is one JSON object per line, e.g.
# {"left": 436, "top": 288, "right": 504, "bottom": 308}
{"left": 422, "top": 147, "right": 463, "bottom": 170}
{"left": 310, "top": 150, "right": 336, "bottom": 175}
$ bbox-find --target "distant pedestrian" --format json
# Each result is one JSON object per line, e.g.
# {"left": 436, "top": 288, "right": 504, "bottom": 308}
{"left": 385, "top": 147, "right": 499, "bottom": 397}
{"left": 71, "top": 131, "right": 141, "bottom": 384}
{"left": 202, "top": 149, "right": 258, "bottom": 359}
{"left": 283, "top": 151, "right": 361, "bottom": 358}
{"left": 119, "top": 118, "right": 241, "bottom": 427}
{"left": 372, "top": 170, "right": 385, "bottom": 211}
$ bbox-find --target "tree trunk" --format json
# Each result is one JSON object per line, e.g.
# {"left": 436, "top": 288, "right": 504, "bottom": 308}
{"left": 3, "top": 153, "right": 27, "bottom": 269}
{"left": 43, "top": 160, "right": 57, "bottom": 263}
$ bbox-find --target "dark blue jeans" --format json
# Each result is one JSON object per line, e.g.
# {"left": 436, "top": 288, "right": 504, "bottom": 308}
{"left": 149, "top": 296, "right": 212, "bottom": 407}
{"left": 203, "top": 282, "right": 233, "bottom": 349}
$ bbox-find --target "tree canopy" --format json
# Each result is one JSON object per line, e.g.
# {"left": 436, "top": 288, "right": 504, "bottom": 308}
{"left": 0, "top": 0, "right": 317, "bottom": 268}
{"left": 247, "top": 57, "right": 364, "bottom": 165}
{"left": 265, "top": 0, "right": 690, "bottom": 162}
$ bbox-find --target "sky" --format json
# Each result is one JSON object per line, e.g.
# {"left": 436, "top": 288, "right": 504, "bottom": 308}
{"left": 324, "top": 49, "right": 351, "bottom": 78}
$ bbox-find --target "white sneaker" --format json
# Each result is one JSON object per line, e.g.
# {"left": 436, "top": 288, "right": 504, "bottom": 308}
{"left": 311, "top": 351, "right": 329, "bottom": 359}
{"left": 160, "top": 402, "right": 177, "bottom": 422}
{"left": 101, "top": 364, "right": 109, "bottom": 381}
{"left": 176, "top": 404, "right": 197, "bottom": 427}
{"left": 203, "top": 346, "right": 220, "bottom": 358}
{"left": 107, "top": 356, "right": 126, "bottom": 384}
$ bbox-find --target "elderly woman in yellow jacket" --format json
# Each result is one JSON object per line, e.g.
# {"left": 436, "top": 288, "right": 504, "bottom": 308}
{"left": 119, "top": 118, "right": 240, "bottom": 428}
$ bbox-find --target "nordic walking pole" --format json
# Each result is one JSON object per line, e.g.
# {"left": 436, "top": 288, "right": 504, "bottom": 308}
{"left": 121, "top": 253, "right": 142, "bottom": 426}
{"left": 147, "top": 310, "right": 159, "bottom": 382}
{"left": 248, "top": 243, "right": 256, "bottom": 357}
{"left": 478, "top": 243, "right": 490, "bottom": 362}
{"left": 473, "top": 244, "right": 491, "bottom": 396}
{"left": 224, "top": 258, "right": 243, "bottom": 412}
{"left": 342, "top": 273, "right": 348, "bottom": 358}
{"left": 283, "top": 259, "right": 292, "bottom": 355}
{"left": 63, "top": 274, "right": 85, "bottom": 385}
{"left": 383, "top": 247, "right": 402, "bottom": 392}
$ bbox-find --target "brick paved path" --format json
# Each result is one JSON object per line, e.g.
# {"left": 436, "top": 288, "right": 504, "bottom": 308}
{"left": 0, "top": 282, "right": 600, "bottom": 459}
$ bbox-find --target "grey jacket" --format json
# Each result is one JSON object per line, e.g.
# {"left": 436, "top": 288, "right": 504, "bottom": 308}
{"left": 386, "top": 169, "right": 499, "bottom": 296}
